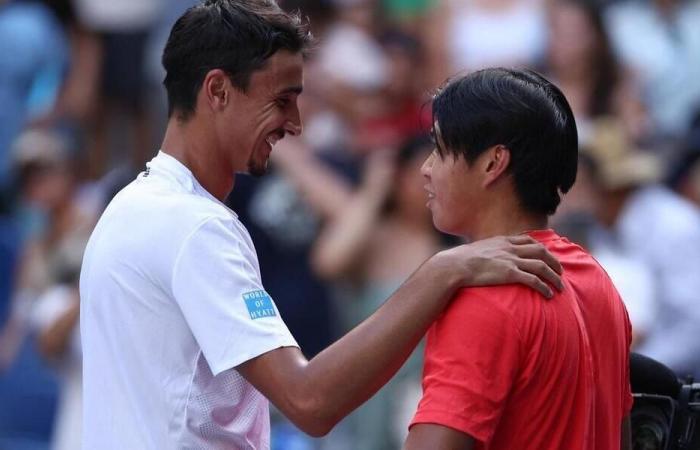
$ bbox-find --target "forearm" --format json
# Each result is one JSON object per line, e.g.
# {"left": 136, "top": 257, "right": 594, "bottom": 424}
{"left": 272, "top": 143, "right": 352, "bottom": 220}
{"left": 311, "top": 188, "right": 385, "bottom": 279}
{"left": 239, "top": 235, "right": 562, "bottom": 436}
{"left": 301, "top": 253, "right": 460, "bottom": 429}
{"left": 38, "top": 302, "right": 79, "bottom": 359}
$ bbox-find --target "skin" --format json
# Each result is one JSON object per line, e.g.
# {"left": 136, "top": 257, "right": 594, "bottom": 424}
{"left": 423, "top": 121, "right": 547, "bottom": 241}
{"left": 403, "top": 122, "right": 631, "bottom": 449}
{"left": 38, "top": 289, "right": 80, "bottom": 359}
{"left": 163, "top": 50, "right": 304, "bottom": 201}
{"left": 159, "top": 50, "right": 567, "bottom": 437}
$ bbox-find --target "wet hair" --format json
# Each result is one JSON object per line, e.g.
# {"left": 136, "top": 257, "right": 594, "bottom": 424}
{"left": 162, "top": 0, "right": 312, "bottom": 120}
{"left": 431, "top": 67, "right": 578, "bottom": 216}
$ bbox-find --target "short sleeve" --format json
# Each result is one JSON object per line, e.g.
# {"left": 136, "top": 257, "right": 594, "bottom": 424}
{"left": 410, "top": 288, "right": 523, "bottom": 443}
{"left": 172, "top": 218, "right": 298, "bottom": 376}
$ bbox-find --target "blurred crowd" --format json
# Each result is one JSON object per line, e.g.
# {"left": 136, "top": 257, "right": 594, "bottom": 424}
{"left": 0, "top": 0, "right": 699, "bottom": 449}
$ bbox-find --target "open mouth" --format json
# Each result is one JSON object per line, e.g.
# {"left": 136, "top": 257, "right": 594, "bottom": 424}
{"left": 265, "top": 131, "right": 285, "bottom": 150}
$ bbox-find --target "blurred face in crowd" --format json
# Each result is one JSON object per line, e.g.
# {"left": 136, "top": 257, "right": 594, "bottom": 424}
{"left": 384, "top": 44, "right": 419, "bottom": 101}
{"left": 214, "top": 50, "right": 303, "bottom": 177}
{"left": 23, "top": 163, "right": 73, "bottom": 212}
{"left": 395, "top": 145, "right": 434, "bottom": 224}
{"left": 421, "top": 122, "right": 485, "bottom": 237}
{"left": 547, "top": 1, "right": 597, "bottom": 71}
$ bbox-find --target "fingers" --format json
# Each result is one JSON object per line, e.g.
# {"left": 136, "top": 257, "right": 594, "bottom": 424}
{"left": 515, "top": 259, "right": 564, "bottom": 294}
{"left": 516, "top": 272, "right": 554, "bottom": 299}
{"left": 512, "top": 243, "right": 563, "bottom": 275}
{"left": 507, "top": 235, "right": 538, "bottom": 245}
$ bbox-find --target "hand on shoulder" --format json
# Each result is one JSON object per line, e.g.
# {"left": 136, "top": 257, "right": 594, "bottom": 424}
{"left": 434, "top": 235, "right": 564, "bottom": 298}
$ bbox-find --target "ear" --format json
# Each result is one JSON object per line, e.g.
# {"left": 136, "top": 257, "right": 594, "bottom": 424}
{"left": 202, "top": 69, "right": 230, "bottom": 111}
{"left": 481, "top": 144, "right": 511, "bottom": 188}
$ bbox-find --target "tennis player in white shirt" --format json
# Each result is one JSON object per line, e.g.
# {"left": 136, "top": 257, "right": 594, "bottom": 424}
{"left": 79, "top": 1, "right": 564, "bottom": 448}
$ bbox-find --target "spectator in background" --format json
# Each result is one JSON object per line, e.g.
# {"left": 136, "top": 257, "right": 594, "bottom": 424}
{"left": 604, "top": 0, "right": 700, "bottom": 140}
{"left": 667, "top": 127, "right": 700, "bottom": 209}
{"left": 542, "top": 0, "right": 648, "bottom": 144}
{"left": 424, "top": 0, "right": 547, "bottom": 88}
{"left": 585, "top": 119, "right": 700, "bottom": 377}
{"left": 0, "top": 128, "right": 95, "bottom": 450}
{"left": 71, "top": 0, "right": 164, "bottom": 177}
{"left": 552, "top": 150, "right": 657, "bottom": 349}
{"left": 0, "top": 0, "right": 69, "bottom": 189}
{"left": 310, "top": 136, "right": 441, "bottom": 450}
{"left": 29, "top": 262, "right": 81, "bottom": 450}
{"left": 0, "top": 130, "right": 96, "bottom": 370}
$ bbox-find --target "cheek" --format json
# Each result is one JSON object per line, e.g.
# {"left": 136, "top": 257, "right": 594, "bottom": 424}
{"left": 431, "top": 166, "right": 472, "bottom": 234}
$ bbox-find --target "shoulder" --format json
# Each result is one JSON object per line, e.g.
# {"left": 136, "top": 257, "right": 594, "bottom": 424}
{"left": 432, "top": 285, "right": 532, "bottom": 348}
{"left": 112, "top": 178, "right": 237, "bottom": 234}
{"left": 447, "top": 285, "right": 537, "bottom": 323}
{"left": 89, "top": 181, "right": 248, "bottom": 272}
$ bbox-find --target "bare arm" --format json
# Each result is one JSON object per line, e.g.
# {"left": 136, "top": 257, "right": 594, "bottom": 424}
{"left": 238, "top": 236, "right": 563, "bottom": 436}
{"left": 621, "top": 414, "right": 631, "bottom": 450}
{"left": 311, "top": 150, "right": 396, "bottom": 279}
{"left": 404, "top": 424, "right": 475, "bottom": 450}
{"left": 271, "top": 137, "right": 353, "bottom": 220}
{"left": 37, "top": 297, "right": 79, "bottom": 359}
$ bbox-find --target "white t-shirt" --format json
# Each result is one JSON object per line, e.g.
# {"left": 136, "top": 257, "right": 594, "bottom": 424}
{"left": 80, "top": 151, "right": 298, "bottom": 449}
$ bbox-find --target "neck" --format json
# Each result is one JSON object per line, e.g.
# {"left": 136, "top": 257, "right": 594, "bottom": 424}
{"left": 160, "top": 117, "right": 234, "bottom": 201}
{"left": 465, "top": 198, "right": 548, "bottom": 241}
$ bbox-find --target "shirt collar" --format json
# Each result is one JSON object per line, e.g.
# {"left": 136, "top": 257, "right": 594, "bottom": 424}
{"left": 146, "top": 150, "right": 238, "bottom": 218}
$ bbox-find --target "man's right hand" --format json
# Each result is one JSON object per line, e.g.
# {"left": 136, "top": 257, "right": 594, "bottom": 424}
{"left": 433, "top": 235, "right": 564, "bottom": 298}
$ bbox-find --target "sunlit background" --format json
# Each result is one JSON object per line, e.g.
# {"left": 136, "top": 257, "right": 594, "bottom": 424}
{"left": 1, "top": 0, "right": 699, "bottom": 449}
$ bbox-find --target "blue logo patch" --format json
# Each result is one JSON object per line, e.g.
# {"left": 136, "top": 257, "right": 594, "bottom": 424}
{"left": 242, "top": 290, "right": 277, "bottom": 320}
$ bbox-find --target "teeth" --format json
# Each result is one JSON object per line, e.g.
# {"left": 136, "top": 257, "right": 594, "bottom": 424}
{"left": 266, "top": 135, "right": 281, "bottom": 148}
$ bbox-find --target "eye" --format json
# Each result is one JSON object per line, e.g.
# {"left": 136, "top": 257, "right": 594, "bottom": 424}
{"left": 429, "top": 128, "right": 445, "bottom": 158}
{"left": 275, "top": 97, "right": 291, "bottom": 108}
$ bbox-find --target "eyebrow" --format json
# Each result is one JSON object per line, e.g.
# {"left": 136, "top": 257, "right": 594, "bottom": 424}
{"left": 276, "top": 85, "right": 303, "bottom": 96}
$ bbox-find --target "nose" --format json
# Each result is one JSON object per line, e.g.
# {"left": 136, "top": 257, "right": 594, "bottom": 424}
{"left": 284, "top": 106, "right": 303, "bottom": 136}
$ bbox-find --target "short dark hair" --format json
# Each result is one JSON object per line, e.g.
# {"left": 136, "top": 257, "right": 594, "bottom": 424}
{"left": 432, "top": 68, "right": 578, "bottom": 216}
{"left": 162, "top": 0, "right": 312, "bottom": 120}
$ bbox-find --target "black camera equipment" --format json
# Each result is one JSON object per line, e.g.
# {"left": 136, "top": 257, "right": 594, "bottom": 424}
{"left": 630, "top": 353, "right": 700, "bottom": 450}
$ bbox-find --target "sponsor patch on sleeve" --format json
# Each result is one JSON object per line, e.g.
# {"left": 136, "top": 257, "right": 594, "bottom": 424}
{"left": 242, "top": 290, "right": 277, "bottom": 320}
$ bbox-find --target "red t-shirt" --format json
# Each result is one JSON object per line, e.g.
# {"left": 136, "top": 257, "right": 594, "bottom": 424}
{"left": 410, "top": 230, "right": 633, "bottom": 450}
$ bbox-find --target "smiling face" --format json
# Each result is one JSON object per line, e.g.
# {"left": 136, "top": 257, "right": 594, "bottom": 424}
{"left": 217, "top": 50, "right": 304, "bottom": 177}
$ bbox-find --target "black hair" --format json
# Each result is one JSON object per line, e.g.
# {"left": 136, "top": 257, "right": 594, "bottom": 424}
{"left": 162, "top": 0, "right": 313, "bottom": 120}
{"left": 431, "top": 67, "right": 578, "bottom": 216}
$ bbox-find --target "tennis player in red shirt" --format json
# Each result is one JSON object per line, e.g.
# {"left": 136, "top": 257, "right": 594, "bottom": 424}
{"left": 404, "top": 68, "right": 633, "bottom": 450}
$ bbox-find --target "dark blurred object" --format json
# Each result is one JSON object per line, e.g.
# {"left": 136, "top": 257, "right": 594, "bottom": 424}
{"left": 631, "top": 353, "right": 700, "bottom": 450}
{"left": 667, "top": 128, "right": 700, "bottom": 209}
{"left": 226, "top": 173, "right": 335, "bottom": 359}
{"left": 36, "top": 0, "right": 76, "bottom": 25}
